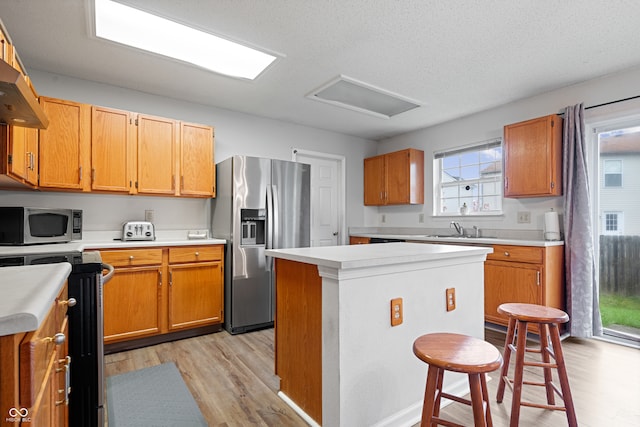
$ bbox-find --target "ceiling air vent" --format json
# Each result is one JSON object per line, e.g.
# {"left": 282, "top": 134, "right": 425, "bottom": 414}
{"left": 307, "top": 75, "right": 421, "bottom": 119}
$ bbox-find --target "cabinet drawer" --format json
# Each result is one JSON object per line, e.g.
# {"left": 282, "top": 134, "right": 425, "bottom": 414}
{"left": 100, "top": 248, "right": 163, "bottom": 267}
{"left": 169, "top": 245, "right": 223, "bottom": 264}
{"left": 19, "top": 289, "right": 66, "bottom": 407}
{"left": 487, "top": 245, "right": 543, "bottom": 264}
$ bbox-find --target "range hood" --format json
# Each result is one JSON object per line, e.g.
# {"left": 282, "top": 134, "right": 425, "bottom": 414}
{"left": 0, "top": 59, "right": 48, "bottom": 129}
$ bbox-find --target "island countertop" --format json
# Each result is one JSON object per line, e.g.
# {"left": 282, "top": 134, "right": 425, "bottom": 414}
{"left": 0, "top": 263, "right": 71, "bottom": 336}
{"left": 266, "top": 241, "right": 492, "bottom": 270}
{"left": 269, "top": 241, "right": 492, "bottom": 426}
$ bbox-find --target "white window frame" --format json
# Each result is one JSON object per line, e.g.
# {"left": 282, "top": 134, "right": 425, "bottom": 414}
{"left": 433, "top": 138, "right": 503, "bottom": 216}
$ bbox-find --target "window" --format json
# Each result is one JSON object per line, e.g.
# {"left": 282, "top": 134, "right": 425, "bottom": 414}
{"left": 603, "top": 159, "right": 623, "bottom": 187}
{"left": 602, "top": 211, "right": 624, "bottom": 235}
{"left": 434, "top": 139, "right": 503, "bottom": 215}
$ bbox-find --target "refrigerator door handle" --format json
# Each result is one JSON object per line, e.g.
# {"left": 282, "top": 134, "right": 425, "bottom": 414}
{"left": 272, "top": 184, "right": 280, "bottom": 248}
{"left": 266, "top": 185, "right": 274, "bottom": 250}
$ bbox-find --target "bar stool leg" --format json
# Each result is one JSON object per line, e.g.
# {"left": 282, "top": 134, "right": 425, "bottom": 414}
{"left": 509, "top": 319, "right": 528, "bottom": 427}
{"left": 548, "top": 324, "right": 578, "bottom": 427}
{"left": 421, "top": 365, "right": 440, "bottom": 427}
{"left": 469, "top": 373, "right": 488, "bottom": 427}
{"left": 538, "top": 323, "right": 556, "bottom": 405}
{"left": 480, "top": 373, "right": 493, "bottom": 427}
{"left": 432, "top": 366, "right": 444, "bottom": 422}
{"left": 496, "top": 316, "right": 516, "bottom": 402}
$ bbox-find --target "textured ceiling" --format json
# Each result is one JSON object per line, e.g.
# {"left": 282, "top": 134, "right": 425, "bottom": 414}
{"left": 3, "top": 0, "right": 640, "bottom": 140}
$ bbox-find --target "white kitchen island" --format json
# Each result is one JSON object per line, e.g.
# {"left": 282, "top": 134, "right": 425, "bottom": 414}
{"left": 265, "top": 242, "right": 493, "bottom": 427}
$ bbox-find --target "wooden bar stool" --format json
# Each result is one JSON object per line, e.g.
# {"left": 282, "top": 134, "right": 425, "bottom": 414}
{"left": 496, "top": 303, "right": 578, "bottom": 427}
{"left": 413, "top": 333, "right": 503, "bottom": 427}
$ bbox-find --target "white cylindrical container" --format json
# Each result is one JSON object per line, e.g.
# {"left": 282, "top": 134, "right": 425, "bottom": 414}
{"left": 544, "top": 210, "right": 561, "bottom": 240}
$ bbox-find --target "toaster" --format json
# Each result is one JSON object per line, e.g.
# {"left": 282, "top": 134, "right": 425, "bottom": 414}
{"left": 122, "top": 221, "right": 155, "bottom": 241}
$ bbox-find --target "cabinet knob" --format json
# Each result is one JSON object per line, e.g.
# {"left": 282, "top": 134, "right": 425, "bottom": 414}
{"left": 61, "top": 297, "right": 77, "bottom": 307}
{"left": 46, "top": 332, "right": 66, "bottom": 346}
{"left": 195, "top": 252, "right": 199, "bottom": 256}
{"left": 129, "top": 255, "right": 134, "bottom": 261}
{"left": 504, "top": 252, "right": 510, "bottom": 256}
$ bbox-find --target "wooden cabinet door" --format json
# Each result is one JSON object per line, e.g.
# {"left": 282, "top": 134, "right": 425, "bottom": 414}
{"left": 39, "top": 97, "right": 90, "bottom": 190}
{"left": 484, "top": 261, "right": 542, "bottom": 326}
{"left": 91, "top": 106, "right": 134, "bottom": 193}
{"left": 179, "top": 122, "right": 214, "bottom": 197}
{"left": 168, "top": 261, "right": 223, "bottom": 330}
{"left": 364, "top": 154, "right": 385, "bottom": 205}
{"left": 2, "top": 125, "right": 38, "bottom": 186}
{"left": 504, "top": 114, "right": 562, "bottom": 197}
{"left": 53, "top": 318, "right": 69, "bottom": 426}
{"left": 103, "top": 266, "right": 162, "bottom": 342}
{"left": 349, "top": 236, "right": 371, "bottom": 245}
{"left": 136, "top": 114, "right": 176, "bottom": 195}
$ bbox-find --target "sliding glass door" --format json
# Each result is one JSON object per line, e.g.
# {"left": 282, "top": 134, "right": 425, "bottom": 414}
{"left": 593, "top": 120, "right": 640, "bottom": 344}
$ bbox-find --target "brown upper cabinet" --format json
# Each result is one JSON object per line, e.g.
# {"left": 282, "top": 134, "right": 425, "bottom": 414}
{"left": 90, "top": 107, "right": 215, "bottom": 197}
{"left": 136, "top": 114, "right": 178, "bottom": 196}
{"left": 504, "top": 114, "right": 563, "bottom": 198}
{"left": 179, "top": 122, "right": 215, "bottom": 197}
{"left": 6, "top": 95, "right": 216, "bottom": 198}
{"left": 1, "top": 124, "right": 38, "bottom": 188}
{"left": 38, "top": 97, "right": 91, "bottom": 191}
{"left": 364, "top": 148, "right": 424, "bottom": 205}
{"left": 91, "top": 106, "right": 135, "bottom": 193}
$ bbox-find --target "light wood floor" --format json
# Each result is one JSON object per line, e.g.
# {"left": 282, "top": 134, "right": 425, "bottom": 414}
{"left": 105, "top": 328, "right": 640, "bottom": 427}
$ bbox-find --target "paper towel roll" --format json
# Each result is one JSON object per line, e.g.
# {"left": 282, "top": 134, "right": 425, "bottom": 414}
{"left": 544, "top": 210, "right": 560, "bottom": 241}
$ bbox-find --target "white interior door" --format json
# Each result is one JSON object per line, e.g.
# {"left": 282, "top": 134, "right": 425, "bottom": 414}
{"left": 292, "top": 149, "right": 346, "bottom": 246}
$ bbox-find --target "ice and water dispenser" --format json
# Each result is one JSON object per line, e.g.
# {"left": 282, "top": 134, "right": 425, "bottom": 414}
{"left": 240, "top": 209, "right": 265, "bottom": 246}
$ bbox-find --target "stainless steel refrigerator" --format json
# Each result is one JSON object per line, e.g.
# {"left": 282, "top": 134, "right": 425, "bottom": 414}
{"left": 211, "top": 156, "right": 310, "bottom": 334}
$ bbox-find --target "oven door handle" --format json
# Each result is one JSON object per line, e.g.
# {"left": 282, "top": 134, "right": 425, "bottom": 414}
{"left": 101, "top": 263, "right": 115, "bottom": 284}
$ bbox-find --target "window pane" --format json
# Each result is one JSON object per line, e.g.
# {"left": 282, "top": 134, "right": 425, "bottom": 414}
{"left": 434, "top": 138, "right": 503, "bottom": 216}
{"left": 604, "top": 159, "right": 622, "bottom": 173}
{"left": 460, "top": 151, "right": 478, "bottom": 166}
{"left": 460, "top": 165, "right": 480, "bottom": 180}
{"left": 604, "top": 174, "right": 622, "bottom": 187}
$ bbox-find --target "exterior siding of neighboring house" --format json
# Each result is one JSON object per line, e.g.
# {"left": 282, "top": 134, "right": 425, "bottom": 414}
{"left": 599, "top": 131, "right": 640, "bottom": 236}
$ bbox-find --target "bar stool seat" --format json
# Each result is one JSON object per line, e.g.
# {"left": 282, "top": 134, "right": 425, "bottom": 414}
{"left": 496, "top": 303, "right": 578, "bottom": 427}
{"left": 413, "top": 332, "right": 503, "bottom": 427}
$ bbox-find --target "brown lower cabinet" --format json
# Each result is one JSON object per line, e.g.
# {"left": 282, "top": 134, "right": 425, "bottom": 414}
{"left": 99, "top": 245, "right": 224, "bottom": 346}
{"left": 484, "top": 244, "right": 564, "bottom": 328}
{"left": 348, "top": 236, "right": 370, "bottom": 245}
{"left": 0, "top": 284, "right": 71, "bottom": 427}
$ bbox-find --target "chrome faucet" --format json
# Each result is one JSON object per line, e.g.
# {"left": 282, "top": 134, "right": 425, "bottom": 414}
{"left": 450, "top": 221, "right": 464, "bottom": 236}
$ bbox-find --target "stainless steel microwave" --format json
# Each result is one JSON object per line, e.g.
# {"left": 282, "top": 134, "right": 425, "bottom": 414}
{"left": 0, "top": 207, "right": 82, "bottom": 245}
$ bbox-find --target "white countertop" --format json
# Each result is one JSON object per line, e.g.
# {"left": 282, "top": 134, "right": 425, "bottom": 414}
{"left": 351, "top": 233, "right": 563, "bottom": 247}
{"left": 266, "top": 242, "right": 492, "bottom": 270}
{"left": 0, "top": 237, "right": 226, "bottom": 256}
{"left": 0, "top": 263, "right": 71, "bottom": 336}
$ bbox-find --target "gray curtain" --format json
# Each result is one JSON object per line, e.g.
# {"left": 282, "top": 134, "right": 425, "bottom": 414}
{"left": 563, "top": 103, "right": 602, "bottom": 337}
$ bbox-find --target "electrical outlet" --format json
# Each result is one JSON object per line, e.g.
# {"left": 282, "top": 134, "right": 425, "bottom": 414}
{"left": 418, "top": 213, "right": 425, "bottom": 223}
{"left": 381, "top": 214, "right": 386, "bottom": 223}
{"left": 390, "top": 298, "right": 403, "bottom": 326}
{"left": 446, "top": 288, "right": 456, "bottom": 312}
{"left": 145, "top": 209, "right": 154, "bottom": 223}
{"left": 517, "top": 211, "right": 531, "bottom": 224}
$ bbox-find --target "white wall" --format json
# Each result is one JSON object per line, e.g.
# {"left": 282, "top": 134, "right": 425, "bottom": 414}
{"left": 374, "top": 65, "right": 640, "bottom": 234}
{"left": 0, "top": 70, "right": 376, "bottom": 233}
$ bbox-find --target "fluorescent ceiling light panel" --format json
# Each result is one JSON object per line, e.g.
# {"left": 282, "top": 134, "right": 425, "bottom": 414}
{"left": 93, "top": 0, "right": 277, "bottom": 80}
{"left": 308, "top": 76, "right": 421, "bottom": 119}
